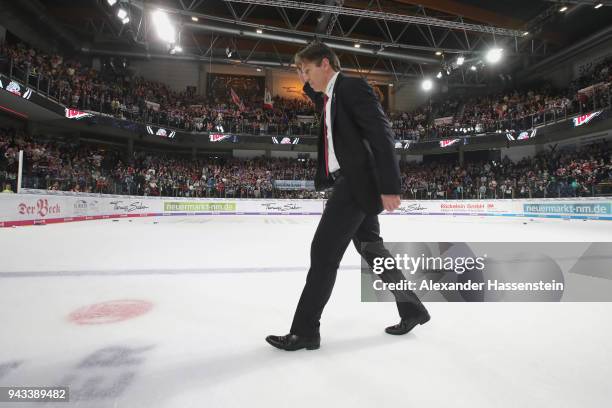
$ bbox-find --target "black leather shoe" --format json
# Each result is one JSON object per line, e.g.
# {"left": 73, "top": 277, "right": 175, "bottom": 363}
{"left": 385, "top": 312, "right": 430, "bottom": 335}
{"left": 265, "top": 333, "right": 321, "bottom": 351}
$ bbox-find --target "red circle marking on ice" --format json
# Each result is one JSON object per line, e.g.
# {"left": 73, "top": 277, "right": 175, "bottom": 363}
{"left": 68, "top": 300, "right": 153, "bottom": 325}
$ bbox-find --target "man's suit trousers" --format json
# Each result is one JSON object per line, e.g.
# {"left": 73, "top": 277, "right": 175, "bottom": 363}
{"left": 290, "top": 174, "right": 427, "bottom": 337}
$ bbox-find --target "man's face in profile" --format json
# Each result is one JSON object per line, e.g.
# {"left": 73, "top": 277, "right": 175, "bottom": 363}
{"left": 300, "top": 58, "right": 331, "bottom": 93}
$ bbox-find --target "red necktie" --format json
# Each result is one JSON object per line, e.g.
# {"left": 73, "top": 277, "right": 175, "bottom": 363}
{"left": 322, "top": 94, "right": 329, "bottom": 177}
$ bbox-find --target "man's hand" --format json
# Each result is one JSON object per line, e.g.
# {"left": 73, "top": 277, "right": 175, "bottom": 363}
{"left": 381, "top": 194, "right": 401, "bottom": 212}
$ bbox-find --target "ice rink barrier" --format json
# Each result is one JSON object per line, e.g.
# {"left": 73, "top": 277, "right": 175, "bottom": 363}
{"left": 1, "top": 189, "right": 611, "bottom": 227}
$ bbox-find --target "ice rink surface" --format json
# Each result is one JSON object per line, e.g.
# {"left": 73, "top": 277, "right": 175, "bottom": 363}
{"left": 1, "top": 214, "right": 611, "bottom": 408}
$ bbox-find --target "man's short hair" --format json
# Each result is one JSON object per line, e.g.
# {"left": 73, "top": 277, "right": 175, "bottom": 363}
{"left": 295, "top": 40, "right": 341, "bottom": 72}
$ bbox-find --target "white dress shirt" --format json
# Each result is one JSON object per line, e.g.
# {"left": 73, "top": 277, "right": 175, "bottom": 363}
{"left": 324, "top": 71, "right": 341, "bottom": 173}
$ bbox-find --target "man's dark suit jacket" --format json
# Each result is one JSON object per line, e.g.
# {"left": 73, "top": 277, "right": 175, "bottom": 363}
{"left": 303, "top": 72, "right": 401, "bottom": 215}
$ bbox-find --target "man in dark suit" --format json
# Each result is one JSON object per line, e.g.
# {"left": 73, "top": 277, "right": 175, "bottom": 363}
{"left": 266, "top": 41, "right": 430, "bottom": 351}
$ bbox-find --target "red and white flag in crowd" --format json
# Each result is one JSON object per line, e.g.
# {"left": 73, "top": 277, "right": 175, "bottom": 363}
{"left": 230, "top": 87, "right": 245, "bottom": 111}
{"left": 263, "top": 88, "right": 274, "bottom": 110}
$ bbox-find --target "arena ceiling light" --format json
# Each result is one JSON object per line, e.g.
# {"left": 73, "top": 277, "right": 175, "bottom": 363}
{"left": 559, "top": 6, "right": 568, "bottom": 12}
{"left": 456, "top": 56, "right": 465, "bottom": 66}
{"left": 152, "top": 10, "right": 176, "bottom": 44}
{"left": 256, "top": 29, "right": 263, "bottom": 34}
{"left": 435, "top": 51, "right": 442, "bottom": 56}
{"left": 485, "top": 48, "right": 503, "bottom": 64}
{"left": 470, "top": 65, "right": 477, "bottom": 71}
{"left": 191, "top": 16, "right": 199, "bottom": 22}
{"left": 421, "top": 79, "right": 433, "bottom": 91}
{"left": 117, "top": 8, "right": 129, "bottom": 24}
{"left": 436, "top": 71, "right": 442, "bottom": 79}
{"left": 107, "top": 0, "right": 117, "bottom": 6}
{"left": 594, "top": 3, "right": 603, "bottom": 8}
{"left": 354, "top": 43, "right": 361, "bottom": 48}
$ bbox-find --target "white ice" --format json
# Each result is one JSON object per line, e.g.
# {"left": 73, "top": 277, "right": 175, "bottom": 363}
{"left": 1, "top": 215, "right": 611, "bottom": 408}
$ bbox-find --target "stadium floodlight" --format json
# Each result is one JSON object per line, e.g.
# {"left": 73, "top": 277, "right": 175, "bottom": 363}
{"left": 107, "top": 0, "right": 117, "bottom": 6}
{"left": 486, "top": 48, "right": 503, "bottom": 64}
{"left": 436, "top": 71, "right": 442, "bottom": 79}
{"left": 594, "top": 3, "right": 603, "bottom": 8}
{"left": 421, "top": 79, "right": 433, "bottom": 91}
{"left": 116, "top": 7, "right": 129, "bottom": 24}
{"left": 152, "top": 10, "right": 176, "bottom": 44}
{"left": 456, "top": 56, "right": 465, "bottom": 66}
